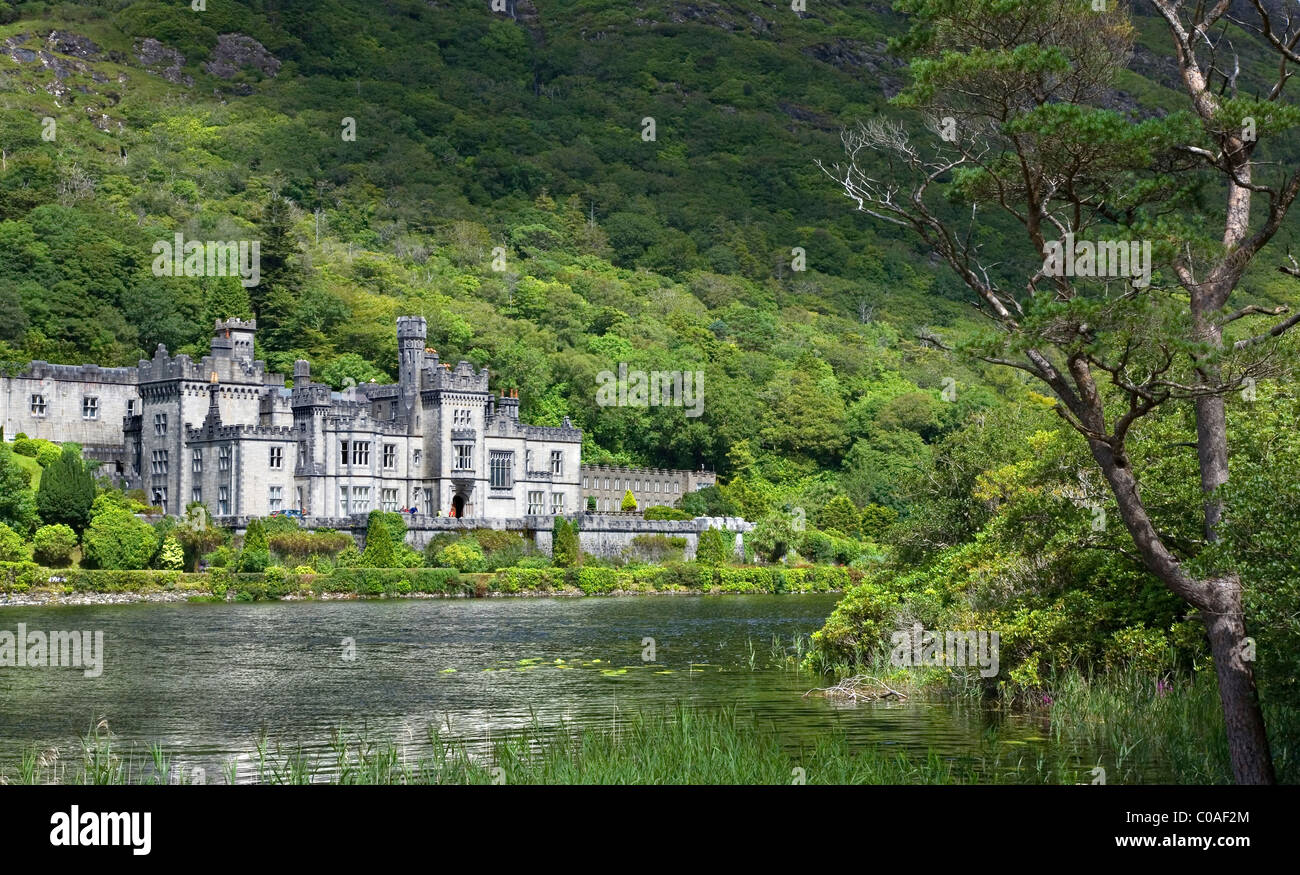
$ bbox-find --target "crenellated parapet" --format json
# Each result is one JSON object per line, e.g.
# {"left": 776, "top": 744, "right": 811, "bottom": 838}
{"left": 14, "top": 361, "right": 139, "bottom": 385}
{"left": 424, "top": 359, "right": 490, "bottom": 393}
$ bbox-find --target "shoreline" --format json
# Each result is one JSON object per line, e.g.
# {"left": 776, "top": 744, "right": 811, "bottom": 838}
{"left": 0, "top": 586, "right": 845, "bottom": 608}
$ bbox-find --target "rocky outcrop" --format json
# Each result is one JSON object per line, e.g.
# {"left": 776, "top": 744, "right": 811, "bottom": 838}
{"left": 202, "top": 33, "right": 281, "bottom": 80}
{"left": 135, "top": 37, "right": 193, "bottom": 86}
{"left": 803, "top": 38, "right": 905, "bottom": 97}
{"left": 45, "top": 30, "right": 101, "bottom": 60}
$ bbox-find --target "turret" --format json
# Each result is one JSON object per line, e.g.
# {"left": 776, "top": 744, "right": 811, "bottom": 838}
{"left": 397, "top": 316, "right": 427, "bottom": 400}
{"left": 211, "top": 318, "right": 256, "bottom": 364}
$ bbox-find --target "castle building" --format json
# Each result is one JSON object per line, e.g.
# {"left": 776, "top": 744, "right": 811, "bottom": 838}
{"left": 1, "top": 317, "right": 584, "bottom": 521}
{"left": 1, "top": 316, "right": 719, "bottom": 526}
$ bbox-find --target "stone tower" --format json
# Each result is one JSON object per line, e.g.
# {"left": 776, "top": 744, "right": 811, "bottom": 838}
{"left": 397, "top": 316, "right": 427, "bottom": 406}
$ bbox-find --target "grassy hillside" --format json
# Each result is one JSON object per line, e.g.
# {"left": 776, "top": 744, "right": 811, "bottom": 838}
{"left": 0, "top": 0, "right": 1295, "bottom": 488}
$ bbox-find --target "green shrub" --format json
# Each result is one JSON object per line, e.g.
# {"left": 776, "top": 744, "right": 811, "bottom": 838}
{"left": 31, "top": 524, "right": 77, "bottom": 566}
{"left": 158, "top": 533, "right": 185, "bottom": 570}
{"left": 0, "top": 522, "right": 28, "bottom": 561}
{"left": 627, "top": 534, "right": 687, "bottom": 563}
{"left": 436, "top": 539, "right": 486, "bottom": 572}
{"left": 0, "top": 560, "right": 43, "bottom": 592}
{"left": 82, "top": 508, "right": 157, "bottom": 570}
{"left": 268, "top": 529, "right": 354, "bottom": 563}
{"left": 695, "top": 526, "right": 730, "bottom": 565}
{"left": 552, "top": 516, "right": 581, "bottom": 567}
{"left": 360, "top": 512, "right": 396, "bottom": 567}
{"left": 644, "top": 505, "right": 692, "bottom": 520}
{"left": 809, "top": 581, "right": 903, "bottom": 666}
{"left": 36, "top": 445, "right": 96, "bottom": 534}
{"left": 238, "top": 518, "right": 271, "bottom": 572}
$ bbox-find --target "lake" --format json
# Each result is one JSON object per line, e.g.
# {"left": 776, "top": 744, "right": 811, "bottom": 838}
{"left": 0, "top": 594, "right": 1160, "bottom": 782}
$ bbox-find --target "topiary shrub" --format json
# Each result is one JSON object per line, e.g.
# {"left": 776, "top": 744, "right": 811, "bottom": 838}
{"left": 31, "top": 524, "right": 77, "bottom": 567}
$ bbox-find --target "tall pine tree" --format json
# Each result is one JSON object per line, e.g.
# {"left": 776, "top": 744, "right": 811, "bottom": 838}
{"left": 36, "top": 445, "right": 95, "bottom": 535}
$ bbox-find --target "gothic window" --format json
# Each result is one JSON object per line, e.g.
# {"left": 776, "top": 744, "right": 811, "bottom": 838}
{"left": 381, "top": 488, "right": 398, "bottom": 511}
{"left": 352, "top": 486, "right": 371, "bottom": 512}
{"left": 527, "top": 490, "right": 544, "bottom": 515}
{"left": 352, "top": 441, "right": 370, "bottom": 466}
{"left": 30, "top": 394, "right": 46, "bottom": 417}
{"left": 490, "top": 451, "right": 513, "bottom": 488}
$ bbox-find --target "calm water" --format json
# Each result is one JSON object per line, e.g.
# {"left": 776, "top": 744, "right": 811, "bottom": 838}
{"left": 0, "top": 595, "right": 1158, "bottom": 782}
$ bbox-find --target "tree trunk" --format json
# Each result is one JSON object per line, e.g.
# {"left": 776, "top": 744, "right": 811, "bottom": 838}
{"left": 1087, "top": 436, "right": 1276, "bottom": 783}
{"left": 1204, "top": 578, "right": 1276, "bottom": 784}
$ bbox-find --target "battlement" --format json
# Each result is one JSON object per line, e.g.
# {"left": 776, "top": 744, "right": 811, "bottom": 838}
{"left": 214, "top": 318, "right": 256, "bottom": 333}
{"left": 186, "top": 422, "right": 298, "bottom": 442}
{"left": 424, "top": 359, "right": 490, "bottom": 393}
{"left": 11, "top": 361, "right": 139, "bottom": 385}
{"left": 291, "top": 384, "right": 334, "bottom": 408}
{"left": 396, "top": 315, "right": 427, "bottom": 341}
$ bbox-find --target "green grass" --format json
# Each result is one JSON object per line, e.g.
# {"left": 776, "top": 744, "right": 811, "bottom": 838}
{"left": 14, "top": 682, "right": 1290, "bottom": 785}
{"left": 12, "top": 453, "right": 41, "bottom": 491}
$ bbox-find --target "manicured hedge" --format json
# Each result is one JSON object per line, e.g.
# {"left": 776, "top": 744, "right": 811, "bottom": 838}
{"left": 0, "top": 561, "right": 45, "bottom": 593}
{"left": 487, "top": 564, "right": 859, "bottom": 595}
{"left": 0, "top": 562, "right": 852, "bottom": 599}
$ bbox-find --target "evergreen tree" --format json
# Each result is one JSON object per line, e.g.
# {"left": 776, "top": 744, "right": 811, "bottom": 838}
{"left": 695, "top": 526, "right": 729, "bottom": 566}
{"left": 621, "top": 489, "right": 637, "bottom": 512}
{"left": 552, "top": 516, "right": 580, "bottom": 567}
{"left": 238, "top": 518, "right": 271, "bottom": 572}
{"left": 159, "top": 533, "right": 185, "bottom": 570}
{"left": 35, "top": 445, "right": 95, "bottom": 535}
{"left": 361, "top": 511, "right": 395, "bottom": 567}
{"left": 818, "top": 495, "right": 861, "bottom": 538}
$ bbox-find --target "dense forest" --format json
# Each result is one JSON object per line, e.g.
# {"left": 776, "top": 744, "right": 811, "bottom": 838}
{"left": 0, "top": 0, "right": 1298, "bottom": 781}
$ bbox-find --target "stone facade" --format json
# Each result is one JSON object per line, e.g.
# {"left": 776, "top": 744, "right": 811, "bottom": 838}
{"left": 0, "top": 317, "right": 724, "bottom": 541}
{"left": 2, "top": 317, "right": 583, "bottom": 522}
{"left": 580, "top": 464, "right": 717, "bottom": 512}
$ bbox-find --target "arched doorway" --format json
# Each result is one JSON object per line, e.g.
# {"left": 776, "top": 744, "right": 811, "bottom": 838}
{"left": 451, "top": 494, "right": 465, "bottom": 518}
